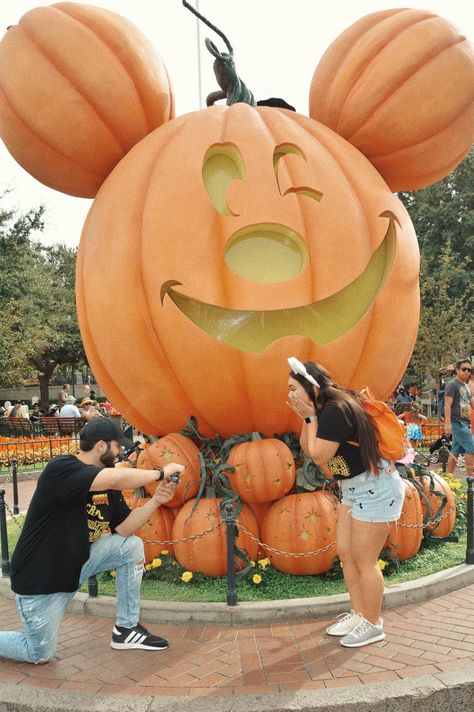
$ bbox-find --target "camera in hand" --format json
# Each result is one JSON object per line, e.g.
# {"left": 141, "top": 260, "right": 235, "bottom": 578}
{"left": 168, "top": 472, "right": 181, "bottom": 484}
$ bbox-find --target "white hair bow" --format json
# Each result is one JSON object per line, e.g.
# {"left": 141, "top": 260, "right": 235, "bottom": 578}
{"left": 287, "top": 357, "right": 320, "bottom": 387}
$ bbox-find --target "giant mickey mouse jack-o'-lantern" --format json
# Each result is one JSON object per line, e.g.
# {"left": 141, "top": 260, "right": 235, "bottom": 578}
{"left": 1, "top": 4, "right": 473, "bottom": 438}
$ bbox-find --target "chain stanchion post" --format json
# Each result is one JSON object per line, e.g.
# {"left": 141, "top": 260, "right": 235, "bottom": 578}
{"left": 439, "top": 440, "right": 450, "bottom": 473}
{"left": 224, "top": 503, "right": 238, "bottom": 606}
{"left": 11, "top": 458, "right": 19, "bottom": 516}
{"left": 0, "top": 489, "right": 11, "bottom": 577}
{"left": 466, "top": 477, "right": 474, "bottom": 565}
{"left": 88, "top": 574, "right": 98, "bottom": 597}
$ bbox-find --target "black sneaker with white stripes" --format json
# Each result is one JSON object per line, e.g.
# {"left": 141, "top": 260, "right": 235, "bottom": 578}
{"left": 110, "top": 623, "right": 169, "bottom": 650}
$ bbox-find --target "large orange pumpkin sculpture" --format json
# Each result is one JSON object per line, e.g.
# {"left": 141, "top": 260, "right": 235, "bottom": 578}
{"left": 1, "top": 5, "right": 472, "bottom": 439}
{"left": 309, "top": 9, "right": 474, "bottom": 191}
{"left": 0, "top": 2, "right": 174, "bottom": 197}
{"left": 77, "top": 103, "right": 419, "bottom": 437}
{"left": 416, "top": 471, "right": 456, "bottom": 538}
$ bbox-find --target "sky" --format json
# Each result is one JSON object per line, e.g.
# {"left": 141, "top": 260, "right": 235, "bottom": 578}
{"left": 0, "top": 0, "right": 473, "bottom": 249}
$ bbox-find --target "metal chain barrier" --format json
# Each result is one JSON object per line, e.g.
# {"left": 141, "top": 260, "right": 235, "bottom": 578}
{"left": 397, "top": 505, "right": 456, "bottom": 529}
{"left": 139, "top": 518, "right": 336, "bottom": 558}
{"left": 3, "top": 501, "right": 24, "bottom": 530}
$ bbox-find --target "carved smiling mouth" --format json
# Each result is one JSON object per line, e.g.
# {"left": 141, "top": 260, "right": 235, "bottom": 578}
{"left": 160, "top": 214, "right": 397, "bottom": 353}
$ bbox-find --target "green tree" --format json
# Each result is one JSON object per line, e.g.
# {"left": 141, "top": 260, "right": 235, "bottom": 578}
{"left": 0, "top": 195, "right": 86, "bottom": 404}
{"left": 399, "top": 149, "right": 474, "bottom": 296}
{"left": 409, "top": 240, "right": 473, "bottom": 394}
{"left": 399, "top": 150, "right": 474, "bottom": 393}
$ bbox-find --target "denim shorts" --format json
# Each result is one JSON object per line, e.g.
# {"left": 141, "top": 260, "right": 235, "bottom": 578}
{"left": 340, "top": 464, "right": 404, "bottom": 523}
{"left": 451, "top": 420, "right": 474, "bottom": 455}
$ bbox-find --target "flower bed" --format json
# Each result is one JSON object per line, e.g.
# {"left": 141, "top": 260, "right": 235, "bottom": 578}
{"left": 0, "top": 436, "right": 78, "bottom": 468}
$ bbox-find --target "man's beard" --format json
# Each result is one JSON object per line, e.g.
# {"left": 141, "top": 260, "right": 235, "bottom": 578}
{"left": 99, "top": 444, "right": 116, "bottom": 468}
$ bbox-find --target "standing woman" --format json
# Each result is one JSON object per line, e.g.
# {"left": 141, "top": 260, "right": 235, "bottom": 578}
{"left": 286, "top": 357, "right": 404, "bottom": 648}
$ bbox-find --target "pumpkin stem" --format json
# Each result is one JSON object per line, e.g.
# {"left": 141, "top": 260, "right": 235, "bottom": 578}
{"left": 250, "top": 432, "right": 262, "bottom": 442}
{"left": 182, "top": 0, "right": 256, "bottom": 107}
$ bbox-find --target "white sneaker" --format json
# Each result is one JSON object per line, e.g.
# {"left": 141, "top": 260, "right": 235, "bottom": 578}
{"left": 340, "top": 616, "right": 385, "bottom": 647}
{"left": 325, "top": 610, "right": 359, "bottom": 636}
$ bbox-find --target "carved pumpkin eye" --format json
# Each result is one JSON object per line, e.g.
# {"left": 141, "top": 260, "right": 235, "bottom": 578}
{"left": 202, "top": 143, "right": 245, "bottom": 216}
{"left": 273, "top": 144, "right": 323, "bottom": 202}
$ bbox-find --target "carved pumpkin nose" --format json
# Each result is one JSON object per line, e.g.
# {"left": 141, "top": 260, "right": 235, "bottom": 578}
{"left": 224, "top": 224, "right": 307, "bottom": 283}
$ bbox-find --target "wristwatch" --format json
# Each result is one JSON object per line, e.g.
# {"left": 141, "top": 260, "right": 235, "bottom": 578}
{"left": 304, "top": 415, "right": 317, "bottom": 423}
{"left": 154, "top": 467, "right": 165, "bottom": 480}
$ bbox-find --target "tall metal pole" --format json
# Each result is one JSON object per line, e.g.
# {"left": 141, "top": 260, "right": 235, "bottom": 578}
{"left": 466, "top": 477, "right": 474, "bottom": 565}
{"left": 0, "top": 490, "right": 11, "bottom": 576}
{"left": 195, "top": 0, "right": 203, "bottom": 110}
{"left": 225, "top": 503, "right": 238, "bottom": 606}
{"left": 11, "top": 458, "right": 19, "bottom": 516}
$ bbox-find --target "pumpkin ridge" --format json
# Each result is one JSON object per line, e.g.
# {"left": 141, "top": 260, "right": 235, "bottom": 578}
{"left": 364, "top": 99, "right": 474, "bottom": 160}
{"left": 346, "top": 36, "right": 470, "bottom": 147}
{"left": 333, "top": 14, "right": 440, "bottom": 136}
{"left": 54, "top": 3, "right": 174, "bottom": 132}
{"left": 298, "top": 118, "right": 376, "bottom": 384}
{"left": 0, "top": 80, "right": 105, "bottom": 181}
{"left": 19, "top": 19, "right": 129, "bottom": 154}
{"left": 138, "top": 119, "right": 217, "bottom": 429}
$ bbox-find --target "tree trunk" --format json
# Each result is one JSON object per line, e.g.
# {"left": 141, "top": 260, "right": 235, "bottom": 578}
{"left": 38, "top": 368, "right": 54, "bottom": 408}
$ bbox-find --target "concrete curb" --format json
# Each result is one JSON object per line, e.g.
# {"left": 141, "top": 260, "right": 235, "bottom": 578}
{"left": 0, "top": 667, "right": 473, "bottom": 711}
{"left": 1, "top": 563, "right": 474, "bottom": 625}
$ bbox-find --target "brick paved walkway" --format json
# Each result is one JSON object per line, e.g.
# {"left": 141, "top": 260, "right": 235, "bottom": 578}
{"left": 0, "top": 584, "right": 473, "bottom": 698}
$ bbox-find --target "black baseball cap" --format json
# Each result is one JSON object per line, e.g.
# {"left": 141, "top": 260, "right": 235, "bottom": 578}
{"left": 79, "top": 418, "right": 134, "bottom": 449}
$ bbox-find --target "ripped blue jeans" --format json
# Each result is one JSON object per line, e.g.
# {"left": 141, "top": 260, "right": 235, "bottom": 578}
{"left": 0, "top": 534, "right": 144, "bottom": 663}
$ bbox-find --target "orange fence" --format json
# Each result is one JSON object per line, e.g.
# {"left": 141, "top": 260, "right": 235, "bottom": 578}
{"left": 420, "top": 420, "right": 445, "bottom": 447}
{"left": 0, "top": 436, "right": 79, "bottom": 469}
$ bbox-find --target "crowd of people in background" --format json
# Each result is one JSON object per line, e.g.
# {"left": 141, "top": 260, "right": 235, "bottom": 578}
{"left": 0, "top": 383, "right": 114, "bottom": 424}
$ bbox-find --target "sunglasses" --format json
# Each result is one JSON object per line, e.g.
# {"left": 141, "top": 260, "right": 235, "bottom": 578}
{"left": 459, "top": 367, "right": 472, "bottom": 372}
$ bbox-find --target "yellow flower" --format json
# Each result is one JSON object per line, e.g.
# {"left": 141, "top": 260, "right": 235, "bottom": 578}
{"left": 160, "top": 550, "right": 169, "bottom": 556}
{"left": 152, "top": 558, "right": 162, "bottom": 568}
{"left": 377, "top": 559, "right": 388, "bottom": 570}
{"left": 145, "top": 564, "right": 152, "bottom": 571}
{"left": 252, "top": 573, "right": 262, "bottom": 585}
{"left": 258, "top": 558, "right": 271, "bottom": 570}
{"left": 181, "top": 571, "right": 193, "bottom": 583}
{"left": 250, "top": 560, "right": 256, "bottom": 567}
{"left": 110, "top": 570, "right": 116, "bottom": 578}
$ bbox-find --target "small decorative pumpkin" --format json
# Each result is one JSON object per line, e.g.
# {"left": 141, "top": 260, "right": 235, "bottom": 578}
{"left": 0, "top": 2, "right": 174, "bottom": 197}
{"left": 172, "top": 497, "right": 259, "bottom": 577}
{"left": 136, "top": 433, "right": 201, "bottom": 507}
{"left": 417, "top": 471, "right": 456, "bottom": 538}
{"left": 309, "top": 9, "right": 474, "bottom": 191}
{"left": 261, "top": 490, "right": 338, "bottom": 575}
{"left": 385, "top": 478, "right": 423, "bottom": 561}
{"left": 134, "top": 498, "right": 175, "bottom": 561}
{"left": 226, "top": 434, "right": 295, "bottom": 503}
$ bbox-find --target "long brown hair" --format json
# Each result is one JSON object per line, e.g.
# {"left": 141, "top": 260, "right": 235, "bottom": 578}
{"left": 290, "top": 361, "right": 381, "bottom": 473}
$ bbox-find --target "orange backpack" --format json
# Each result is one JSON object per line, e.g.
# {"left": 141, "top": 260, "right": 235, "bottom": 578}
{"left": 348, "top": 387, "right": 406, "bottom": 472}
{"left": 360, "top": 387, "right": 406, "bottom": 467}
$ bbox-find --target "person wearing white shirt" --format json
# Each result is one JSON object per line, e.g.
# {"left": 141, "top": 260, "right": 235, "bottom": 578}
{"left": 60, "top": 396, "right": 81, "bottom": 418}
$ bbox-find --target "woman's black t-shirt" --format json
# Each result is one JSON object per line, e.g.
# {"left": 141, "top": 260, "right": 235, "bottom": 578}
{"left": 316, "top": 402, "right": 366, "bottom": 480}
{"left": 11, "top": 456, "right": 101, "bottom": 595}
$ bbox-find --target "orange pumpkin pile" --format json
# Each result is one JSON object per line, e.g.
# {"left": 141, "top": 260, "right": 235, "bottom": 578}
{"left": 125, "top": 434, "right": 457, "bottom": 576}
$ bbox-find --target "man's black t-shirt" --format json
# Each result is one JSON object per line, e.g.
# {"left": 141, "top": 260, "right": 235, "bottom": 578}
{"left": 11, "top": 456, "right": 101, "bottom": 595}
{"left": 87, "top": 490, "right": 130, "bottom": 543}
{"left": 317, "top": 402, "right": 366, "bottom": 480}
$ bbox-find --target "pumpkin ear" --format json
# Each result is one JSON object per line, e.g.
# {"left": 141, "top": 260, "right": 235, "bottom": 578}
{"left": 0, "top": 4, "right": 174, "bottom": 198}
{"left": 309, "top": 9, "right": 474, "bottom": 191}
